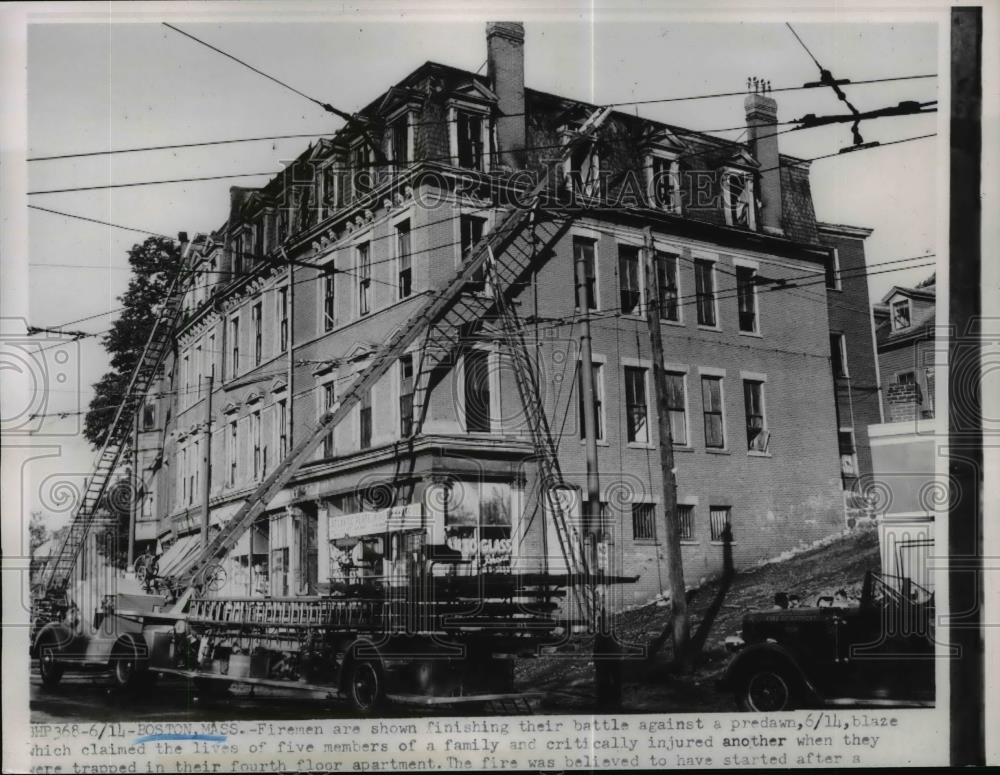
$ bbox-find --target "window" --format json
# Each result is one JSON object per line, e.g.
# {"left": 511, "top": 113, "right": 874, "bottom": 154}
{"left": 390, "top": 116, "right": 409, "bottom": 169}
{"left": 357, "top": 242, "right": 372, "bottom": 316}
{"left": 142, "top": 402, "right": 157, "bottom": 431}
{"left": 723, "top": 172, "right": 754, "bottom": 228}
{"left": 649, "top": 155, "right": 680, "bottom": 211}
{"left": 277, "top": 399, "right": 288, "bottom": 458}
{"left": 232, "top": 236, "right": 244, "bottom": 275}
{"left": 567, "top": 140, "right": 600, "bottom": 197}
{"left": 896, "top": 371, "right": 916, "bottom": 386}
{"left": 194, "top": 342, "right": 203, "bottom": 397}
{"left": 463, "top": 349, "right": 492, "bottom": 433}
{"left": 359, "top": 389, "right": 372, "bottom": 450}
{"left": 180, "top": 446, "right": 188, "bottom": 505}
{"left": 399, "top": 354, "right": 414, "bottom": 437}
{"left": 456, "top": 111, "right": 485, "bottom": 171}
{"left": 229, "top": 317, "right": 240, "bottom": 377}
{"left": 710, "top": 506, "right": 732, "bottom": 542}
{"left": 207, "top": 333, "right": 216, "bottom": 381}
{"left": 736, "top": 266, "right": 758, "bottom": 333}
{"left": 830, "top": 333, "right": 848, "bottom": 377}
{"left": 678, "top": 504, "right": 695, "bottom": 541}
{"left": 743, "top": 380, "right": 767, "bottom": 451}
{"left": 351, "top": 144, "right": 371, "bottom": 197}
{"left": 701, "top": 375, "right": 725, "bottom": 448}
{"left": 460, "top": 214, "right": 486, "bottom": 259}
{"left": 252, "top": 410, "right": 262, "bottom": 480}
{"left": 573, "top": 237, "right": 598, "bottom": 310}
{"left": 322, "top": 165, "right": 339, "bottom": 212}
{"left": 656, "top": 252, "right": 679, "bottom": 322}
{"left": 396, "top": 220, "right": 412, "bottom": 299}
{"left": 252, "top": 303, "right": 263, "bottom": 366}
{"left": 624, "top": 366, "right": 649, "bottom": 444}
{"left": 461, "top": 214, "right": 488, "bottom": 292}
{"left": 322, "top": 272, "right": 335, "bottom": 331}
{"left": 826, "top": 247, "right": 841, "bottom": 290}
{"left": 228, "top": 420, "right": 238, "bottom": 486}
{"left": 665, "top": 372, "right": 688, "bottom": 445}
{"left": 924, "top": 368, "right": 936, "bottom": 418}
{"left": 578, "top": 361, "right": 604, "bottom": 440}
{"left": 322, "top": 383, "right": 336, "bottom": 458}
{"left": 182, "top": 353, "right": 191, "bottom": 408}
{"left": 632, "top": 503, "right": 656, "bottom": 541}
{"left": 441, "top": 480, "right": 512, "bottom": 573}
{"left": 277, "top": 286, "right": 289, "bottom": 353}
{"left": 618, "top": 245, "right": 642, "bottom": 316}
{"left": 891, "top": 299, "right": 911, "bottom": 330}
{"left": 695, "top": 259, "right": 717, "bottom": 326}
{"left": 839, "top": 430, "right": 857, "bottom": 477}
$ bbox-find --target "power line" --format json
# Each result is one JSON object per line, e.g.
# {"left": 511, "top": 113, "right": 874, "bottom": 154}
{"left": 27, "top": 205, "right": 173, "bottom": 238}
{"left": 27, "top": 133, "right": 334, "bottom": 163}
{"left": 785, "top": 22, "right": 824, "bottom": 71}
{"left": 28, "top": 170, "right": 278, "bottom": 197}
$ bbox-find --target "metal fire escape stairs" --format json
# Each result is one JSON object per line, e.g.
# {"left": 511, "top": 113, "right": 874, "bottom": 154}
{"left": 171, "top": 108, "right": 614, "bottom": 616}
{"left": 40, "top": 243, "right": 195, "bottom": 596}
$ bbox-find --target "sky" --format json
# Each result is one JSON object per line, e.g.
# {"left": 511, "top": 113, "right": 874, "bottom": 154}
{"left": 20, "top": 7, "right": 940, "bottom": 528}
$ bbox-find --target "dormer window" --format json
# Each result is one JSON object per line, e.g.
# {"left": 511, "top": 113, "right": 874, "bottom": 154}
{"left": 564, "top": 136, "right": 600, "bottom": 198}
{"left": 891, "top": 299, "right": 911, "bottom": 330}
{"left": 351, "top": 143, "right": 373, "bottom": 198}
{"left": 722, "top": 171, "right": 755, "bottom": 229}
{"left": 321, "top": 163, "right": 339, "bottom": 215}
{"left": 455, "top": 110, "right": 486, "bottom": 171}
{"left": 389, "top": 114, "right": 410, "bottom": 170}
{"left": 648, "top": 154, "right": 681, "bottom": 213}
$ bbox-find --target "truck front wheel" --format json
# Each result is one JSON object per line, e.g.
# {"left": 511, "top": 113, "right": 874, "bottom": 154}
{"left": 111, "top": 636, "right": 149, "bottom": 691}
{"left": 344, "top": 658, "right": 385, "bottom": 713}
{"left": 37, "top": 640, "right": 65, "bottom": 688}
{"left": 734, "top": 662, "right": 799, "bottom": 712}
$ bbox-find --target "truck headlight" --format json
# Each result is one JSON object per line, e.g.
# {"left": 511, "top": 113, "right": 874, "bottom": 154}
{"left": 724, "top": 634, "right": 745, "bottom": 652}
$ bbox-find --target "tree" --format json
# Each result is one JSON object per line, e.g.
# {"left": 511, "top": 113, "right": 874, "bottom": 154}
{"left": 83, "top": 236, "right": 180, "bottom": 448}
{"left": 29, "top": 511, "right": 48, "bottom": 554}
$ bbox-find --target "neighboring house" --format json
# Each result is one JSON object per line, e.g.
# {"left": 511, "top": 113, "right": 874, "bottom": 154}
{"left": 817, "top": 222, "right": 881, "bottom": 521}
{"left": 140, "top": 22, "right": 878, "bottom": 606}
{"left": 874, "top": 280, "right": 937, "bottom": 421}
{"left": 868, "top": 278, "right": 938, "bottom": 592}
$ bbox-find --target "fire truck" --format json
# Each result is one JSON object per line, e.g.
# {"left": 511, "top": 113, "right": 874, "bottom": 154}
{"left": 31, "top": 108, "right": 630, "bottom": 711}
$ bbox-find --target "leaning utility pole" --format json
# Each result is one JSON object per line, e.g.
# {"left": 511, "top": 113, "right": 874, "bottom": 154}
{"left": 642, "top": 226, "right": 690, "bottom": 663}
{"left": 200, "top": 368, "right": 214, "bottom": 549}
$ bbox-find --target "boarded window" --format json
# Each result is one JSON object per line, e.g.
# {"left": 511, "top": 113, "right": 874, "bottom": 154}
{"left": 632, "top": 503, "right": 656, "bottom": 541}
{"left": 710, "top": 506, "right": 732, "bottom": 542}
{"left": 678, "top": 504, "right": 695, "bottom": 541}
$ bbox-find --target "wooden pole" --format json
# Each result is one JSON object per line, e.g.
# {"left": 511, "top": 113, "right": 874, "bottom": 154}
{"left": 642, "top": 226, "right": 690, "bottom": 664}
{"left": 127, "top": 408, "right": 139, "bottom": 568}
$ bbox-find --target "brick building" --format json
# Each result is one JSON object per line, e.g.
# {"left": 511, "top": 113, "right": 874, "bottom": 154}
{"left": 138, "top": 22, "right": 879, "bottom": 606}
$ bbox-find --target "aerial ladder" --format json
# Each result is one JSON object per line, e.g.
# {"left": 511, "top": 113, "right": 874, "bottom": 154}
{"left": 172, "top": 107, "right": 615, "bottom": 607}
{"left": 38, "top": 236, "right": 194, "bottom": 602}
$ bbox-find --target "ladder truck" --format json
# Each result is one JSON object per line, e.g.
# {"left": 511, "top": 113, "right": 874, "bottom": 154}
{"left": 32, "top": 109, "right": 631, "bottom": 711}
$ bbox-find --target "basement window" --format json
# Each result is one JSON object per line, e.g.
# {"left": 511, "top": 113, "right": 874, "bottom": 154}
{"left": 710, "top": 506, "right": 732, "bottom": 543}
{"left": 678, "top": 504, "right": 695, "bottom": 541}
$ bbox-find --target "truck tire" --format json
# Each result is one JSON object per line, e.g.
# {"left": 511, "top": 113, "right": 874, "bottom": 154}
{"left": 111, "top": 635, "right": 149, "bottom": 691}
{"left": 37, "top": 637, "right": 65, "bottom": 688}
{"left": 734, "top": 661, "right": 800, "bottom": 712}
{"left": 343, "top": 657, "right": 385, "bottom": 713}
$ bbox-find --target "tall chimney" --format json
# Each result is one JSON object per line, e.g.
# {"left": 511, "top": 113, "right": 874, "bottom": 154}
{"left": 487, "top": 22, "right": 526, "bottom": 169}
{"left": 744, "top": 92, "right": 783, "bottom": 235}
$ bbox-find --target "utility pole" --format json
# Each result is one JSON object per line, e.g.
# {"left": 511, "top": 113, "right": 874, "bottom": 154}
{"left": 200, "top": 368, "right": 214, "bottom": 550}
{"left": 575, "top": 240, "right": 621, "bottom": 708}
{"left": 127, "top": 409, "right": 139, "bottom": 568}
{"left": 642, "top": 226, "right": 690, "bottom": 664}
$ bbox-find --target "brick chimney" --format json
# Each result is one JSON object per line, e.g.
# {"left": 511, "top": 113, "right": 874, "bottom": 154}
{"left": 886, "top": 382, "right": 921, "bottom": 423}
{"left": 744, "top": 92, "right": 783, "bottom": 235}
{"left": 487, "top": 22, "right": 526, "bottom": 169}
